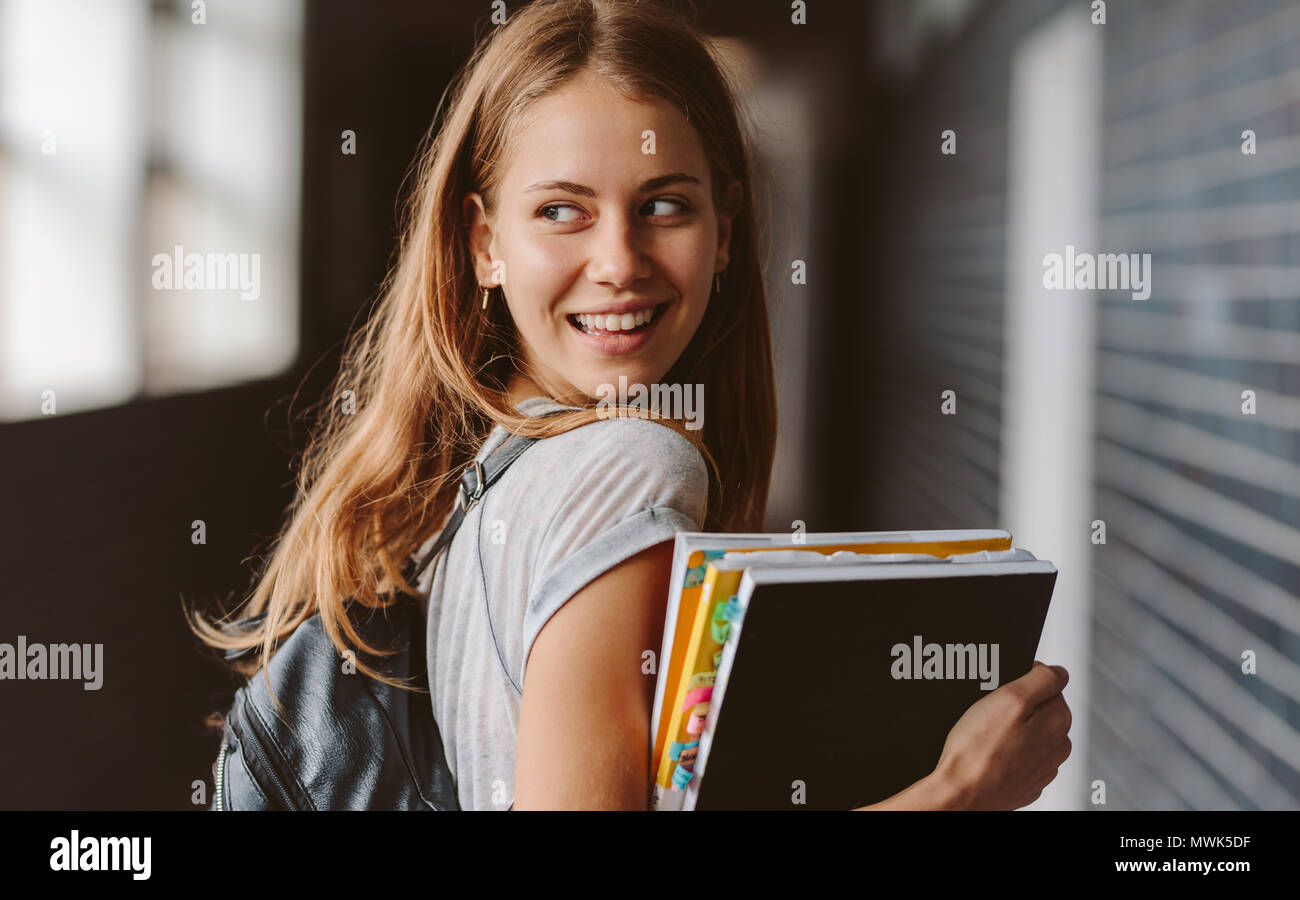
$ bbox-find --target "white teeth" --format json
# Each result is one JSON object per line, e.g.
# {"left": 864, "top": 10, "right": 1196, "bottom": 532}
{"left": 574, "top": 305, "right": 658, "bottom": 333}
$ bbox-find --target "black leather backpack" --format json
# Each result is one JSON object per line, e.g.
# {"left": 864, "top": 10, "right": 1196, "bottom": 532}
{"left": 209, "top": 428, "right": 543, "bottom": 810}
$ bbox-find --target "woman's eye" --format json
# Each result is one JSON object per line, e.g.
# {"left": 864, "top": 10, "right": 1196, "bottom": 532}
{"left": 537, "top": 198, "right": 690, "bottom": 224}
{"left": 539, "top": 203, "right": 584, "bottom": 223}
{"left": 645, "top": 197, "right": 689, "bottom": 217}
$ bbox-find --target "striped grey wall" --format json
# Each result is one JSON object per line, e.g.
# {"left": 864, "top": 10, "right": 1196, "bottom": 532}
{"left": 1090, "top": 0, "right": 1300, "bottom": 810}
{"left": 863, "top": 0, "right": 1300, "bottom": 808}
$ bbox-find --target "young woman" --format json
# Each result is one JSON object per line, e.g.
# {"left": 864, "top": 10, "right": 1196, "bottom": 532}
{"left": 193, "top": 0, "right": 1071, "bottom": 811}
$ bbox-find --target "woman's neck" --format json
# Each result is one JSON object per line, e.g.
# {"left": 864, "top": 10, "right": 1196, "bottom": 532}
{"left": 505, "top": 374, "right": 547, "bottom": 409}
{"left": 506, "top": 373, "right": 592, "bottom": 409}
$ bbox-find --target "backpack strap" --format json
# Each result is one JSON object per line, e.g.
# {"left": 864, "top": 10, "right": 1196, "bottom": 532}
{"left": 408, "top": 428, "right": 542, "bottom": 585}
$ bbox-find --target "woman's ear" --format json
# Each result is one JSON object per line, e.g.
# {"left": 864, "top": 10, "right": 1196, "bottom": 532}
{"left": 715, "top": 179, "right": 743, "bottom": 267}
{"left": 463, "top": 191, "right": 494, "bottom": 281}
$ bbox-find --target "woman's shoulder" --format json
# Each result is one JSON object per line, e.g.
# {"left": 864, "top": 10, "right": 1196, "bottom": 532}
{"left": 543, "top": 413, "right": 703, "bottom": 476}
{"left": 545, "top": 411, "right": 704, "bottom": 466}
{"left": 516, "top": 396, "right": 703, "bottom": 464}
{"left": 508, "top": 410, "right": 710, "bottom": 663}
{"left": 513, "top": 409, "right": 708, "bottom": 528}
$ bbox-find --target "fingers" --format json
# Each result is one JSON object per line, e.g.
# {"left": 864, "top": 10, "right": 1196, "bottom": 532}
{"left": 1057, "top": 735, "right": 1073, "bottom": 766}
{"left": 1031, "top": 766, "right": 1060, "bottom": 798}
{"left": 1006, "top": 661, "right": 1069, "bottom": 712}
{"left": 1033, "top": 693, "right": 1072, "bottom": 736}
{"left": 1017, "top": 757, "right": 1066, "bottom": 808}
{"left": 1034, "top": 659, "right": 1069, "bottom": 688}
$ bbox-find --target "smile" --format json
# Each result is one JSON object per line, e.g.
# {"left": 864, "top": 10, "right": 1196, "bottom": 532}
{"left": 565, "top": 302, "right": 667, "bottom": 354}
{"left": 567, "top": 302, "right": 664, "bottom": 335}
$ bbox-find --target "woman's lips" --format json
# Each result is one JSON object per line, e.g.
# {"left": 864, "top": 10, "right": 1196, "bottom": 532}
{"left": 566, "top": 302, "right": 666, "bottom": 355}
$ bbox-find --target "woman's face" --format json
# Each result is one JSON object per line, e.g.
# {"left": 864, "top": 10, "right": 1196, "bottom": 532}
{"left": 464, "top": 69, "right": 740, "bottom": 405}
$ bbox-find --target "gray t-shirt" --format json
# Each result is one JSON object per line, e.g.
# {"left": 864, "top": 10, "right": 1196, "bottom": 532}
{"left": 412, "top": 396, "right": 708, "bottom": 810}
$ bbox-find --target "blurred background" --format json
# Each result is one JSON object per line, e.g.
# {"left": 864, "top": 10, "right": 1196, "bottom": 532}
{"left": 1, "top": 0, "right": 1296, "bottom": 810}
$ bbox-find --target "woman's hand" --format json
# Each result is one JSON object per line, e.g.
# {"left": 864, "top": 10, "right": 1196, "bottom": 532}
{"left": 855, "top": 661, "right": 1072, "bottom": 810}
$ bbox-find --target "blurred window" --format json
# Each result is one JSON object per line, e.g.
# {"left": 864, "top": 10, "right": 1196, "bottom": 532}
{"left": 0, "top": 0, "right": 302, "bottom": 421}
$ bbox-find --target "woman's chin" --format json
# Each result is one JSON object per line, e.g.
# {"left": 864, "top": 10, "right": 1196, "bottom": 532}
{"left": 579, "top": 370, "right": 662, "bottom": 399}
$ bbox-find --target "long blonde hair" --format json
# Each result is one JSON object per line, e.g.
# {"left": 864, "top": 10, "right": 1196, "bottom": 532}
{"left": 188, "top": 0, "right": 778, "bottom": 690}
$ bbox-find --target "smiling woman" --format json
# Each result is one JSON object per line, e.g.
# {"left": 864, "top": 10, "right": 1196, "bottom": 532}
{"left": 190, "top": 0, "right": 778, "bottom": 810}
{"left": 462, "top": 66, "right": 744, "bottom": 411}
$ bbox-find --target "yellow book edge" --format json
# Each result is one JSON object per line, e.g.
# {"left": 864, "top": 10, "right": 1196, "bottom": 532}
{"left": 655, "top": 563, "right": 742, "bottom": 791}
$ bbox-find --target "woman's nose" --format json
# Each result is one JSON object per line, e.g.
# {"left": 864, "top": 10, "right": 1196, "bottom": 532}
{"left": 587, "top": 215, "right": 651, "bottom": 288}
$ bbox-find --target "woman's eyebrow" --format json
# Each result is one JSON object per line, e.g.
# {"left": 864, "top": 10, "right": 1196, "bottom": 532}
{"left": 523, "top": 173, "right": 703, "bottom": 196}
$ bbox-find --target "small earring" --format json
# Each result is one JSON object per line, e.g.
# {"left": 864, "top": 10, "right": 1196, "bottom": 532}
{"left": 481, "top": 285, "right": 490, "bottom": 309}
{"left": 714, "top": 269, "right": 725, "bottom": 295}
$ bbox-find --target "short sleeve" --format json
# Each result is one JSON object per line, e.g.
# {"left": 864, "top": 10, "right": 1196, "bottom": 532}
{"left": 519, "top": 417, "right": 708, "bottom": 684}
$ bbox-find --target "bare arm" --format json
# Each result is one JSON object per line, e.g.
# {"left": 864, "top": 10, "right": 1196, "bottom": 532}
{"left": 855, "top": 769, "right": 967, "bottom": 810}
{"left": 512, "top": 539, "right": 674, "bottom": 810}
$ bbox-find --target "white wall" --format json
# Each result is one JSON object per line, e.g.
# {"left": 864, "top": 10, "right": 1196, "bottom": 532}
{"left": 1001, "top": 6, "right": 1103, "bottom": 810}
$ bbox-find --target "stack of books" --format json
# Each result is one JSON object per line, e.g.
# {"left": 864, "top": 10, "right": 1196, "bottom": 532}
{"left": 650, "top": 529, "right": 1058, "bottom": 810}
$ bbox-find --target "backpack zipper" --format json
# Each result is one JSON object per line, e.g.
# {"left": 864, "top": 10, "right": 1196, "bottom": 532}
{"left": 214, "top": 739, "right": 229, "bottom": 811}
{"left": 238, "top": 703, "right": 302, "bottom": 809}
